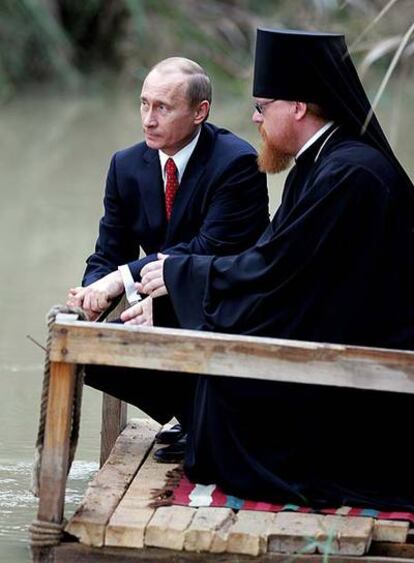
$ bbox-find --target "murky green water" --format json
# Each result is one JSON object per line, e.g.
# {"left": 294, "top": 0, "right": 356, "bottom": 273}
{"left": 0, "top": 84, "right": 412, "bottom": 562}
{"left": 0, "top": 89, "right": 144, "bottom": 562}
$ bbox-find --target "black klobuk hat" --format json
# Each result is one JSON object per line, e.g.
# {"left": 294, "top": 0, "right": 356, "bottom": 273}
{"left": 253, "top": 27, "right": 414, "bottom": 198}
{"left": 253, "top": 28, "right": 345, "bottom": 106}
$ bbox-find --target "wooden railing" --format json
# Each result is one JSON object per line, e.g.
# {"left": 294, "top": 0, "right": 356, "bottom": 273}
{"left": 35, "top": 317, "right": 414, "bottom": 534}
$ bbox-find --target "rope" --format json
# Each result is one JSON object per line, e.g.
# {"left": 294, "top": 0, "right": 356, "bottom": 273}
{"left": 30, "top": 305, "right": 86, "bottom": 547}
{"left": 29, "top": 519, "right": 66, "bottom": 547}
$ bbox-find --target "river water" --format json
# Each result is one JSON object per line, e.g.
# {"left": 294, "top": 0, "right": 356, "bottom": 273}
{"left": 0, "top": 85, "right": 412, "bottom": 562}
{"left": 0, "top": 89, "right": 143, "bottom": 562}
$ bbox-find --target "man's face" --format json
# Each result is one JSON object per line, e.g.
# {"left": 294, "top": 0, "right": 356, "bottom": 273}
{"left": 252, "top": 99, "right": 295, "bottom": 173}
{"left": 140, "top": 69, "right": 203, "bottom": 156}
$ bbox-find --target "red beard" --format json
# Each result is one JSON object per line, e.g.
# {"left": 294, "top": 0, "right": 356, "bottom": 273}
{"left": 257, "top": 127, "right": 293, "bottom": 174}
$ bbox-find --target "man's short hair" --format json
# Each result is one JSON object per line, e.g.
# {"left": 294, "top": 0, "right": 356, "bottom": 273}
{"left": 151, "top": 57, "right": 212, "bottom": 107}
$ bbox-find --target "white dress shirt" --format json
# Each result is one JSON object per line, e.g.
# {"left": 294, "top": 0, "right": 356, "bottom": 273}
{"left": 159, "top": 129, "right": 201, "bottom": 187}
{"left": 119, "top": 129, "right": 201, "bottom": 304}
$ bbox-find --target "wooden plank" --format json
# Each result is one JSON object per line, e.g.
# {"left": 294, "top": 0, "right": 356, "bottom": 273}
{"left": 100, "top": 394, "right": 127, "bottom": 467}
{"left": 145, "top": 506, "right": 197, "bottom": 550}
{"left": 268, "top": 513, "right": 324, "bottom": 554}
{"left": 209, "top": 520, "right": 232, "bottom": 554}
{"left": 65, "top": 419, "right": 159, "bottom": 547}
{"left": 105, "top": 444, "right": 178, "bottom": 548}
{"left": 49, "top": 321, "right": 414, "bottom": 394}
{"left": 321, "top": 515, "right": 373, "bottom": 555}
{"left": 268, "top": 513, "right": 374, "bottom": 556}
{"left": 43, "top": 541, "right": 414, "bottom": 562}
{"left": 99, "top": 295, "right": 128, "bottom": 467}
{"left": 226, "top": 510, "right": 275, "bottom": 556}
{"left": 37, "top": 361, "right": 77, "bottom": 525}
{"left": 183, "top": 507, "right": 235, "bottom": 552}
{"left": 370, "top": 540, "right": 414, "bottom": 559}
{"left": 373, "top": 519, "right": 410, "bottom": 543}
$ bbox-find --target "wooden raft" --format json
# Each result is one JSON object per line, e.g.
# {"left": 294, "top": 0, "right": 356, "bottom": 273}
{"left": 64, "top": 419, "right": 413, "bottom": 559}
{"left": 32, "top": 318, "right": 414, "bottom": 562}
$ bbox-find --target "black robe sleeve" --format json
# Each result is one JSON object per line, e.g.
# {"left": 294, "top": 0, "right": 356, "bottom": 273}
{"left": 164, "top": 153, "right": 404, "bottom": 347}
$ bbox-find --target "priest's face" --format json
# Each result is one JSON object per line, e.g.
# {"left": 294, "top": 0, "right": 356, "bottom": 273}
{"left": 140, "top": 69, "right": 208, "bottom": 156}
{"left": 253, "top": 99, "right": 295, "bottom": 173}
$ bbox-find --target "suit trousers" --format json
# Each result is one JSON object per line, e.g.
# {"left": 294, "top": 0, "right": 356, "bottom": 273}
{"left": 84, "top": 364, "right": 198, "bottom": 430}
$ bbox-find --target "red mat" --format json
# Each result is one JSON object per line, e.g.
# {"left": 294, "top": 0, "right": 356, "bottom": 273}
{"left": 152, "top": 469, "right": 414, "bottom": 524}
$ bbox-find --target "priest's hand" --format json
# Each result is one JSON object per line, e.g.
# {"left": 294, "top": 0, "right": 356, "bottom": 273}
{"left": 66, "top": 270, "right": 124, "bottom": 320}
{"left": 120, "top": 296, "right": 153, "bottom": 326}
{"left": 137, "top": 253, "right": 169, "bottom": 298}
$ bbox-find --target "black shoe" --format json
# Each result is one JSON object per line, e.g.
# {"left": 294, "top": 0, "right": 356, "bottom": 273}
{"left": 153, "top": 434, "right": 187, "bottom": 463}
{"left": 155, "top": 423, "right": 184, "bottom": 445}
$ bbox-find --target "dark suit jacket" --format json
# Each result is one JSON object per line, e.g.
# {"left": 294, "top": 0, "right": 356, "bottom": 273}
{"left": 83, "top": 122, "right": 269, "bottom": 325}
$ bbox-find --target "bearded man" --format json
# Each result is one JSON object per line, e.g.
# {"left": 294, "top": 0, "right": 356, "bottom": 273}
{"left": 137, "top": 29, "right": 414, "bottom": 510}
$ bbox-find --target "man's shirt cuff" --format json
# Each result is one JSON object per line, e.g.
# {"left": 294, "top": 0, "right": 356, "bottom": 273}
{"left": 118, "top": 265, "right": 142, "bottom": 304}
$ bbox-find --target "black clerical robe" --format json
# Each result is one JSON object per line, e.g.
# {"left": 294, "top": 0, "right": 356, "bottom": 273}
{"left": 164, "top": 127, "right": 414, "bottom": 510}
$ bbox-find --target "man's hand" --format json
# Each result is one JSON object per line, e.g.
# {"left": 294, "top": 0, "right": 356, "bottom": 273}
{"left": 137, "top": 253, "right": 169, "bottom": 298}
{"left": 66, "top": 270, "right": 124, "bottom": 320}
{"left": 67, "top": 286, "right": 87, "bottom": 309}
{"left": 67, "top": 286, "right": 101, "bottom": 321}
{"left": 120, "top": 296, "right": 153, "bottom": 326}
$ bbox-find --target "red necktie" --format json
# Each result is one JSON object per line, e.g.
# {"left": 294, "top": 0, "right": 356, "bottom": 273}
{"left": 165, "top": 158, "right": 179, "bottom": 220}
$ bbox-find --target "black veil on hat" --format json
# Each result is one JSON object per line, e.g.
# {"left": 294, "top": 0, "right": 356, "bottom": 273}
{"left": 253, "top": 27, "right": 414, "bottom": 195}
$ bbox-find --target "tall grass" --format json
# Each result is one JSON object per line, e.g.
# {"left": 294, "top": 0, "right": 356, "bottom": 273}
{"left": 0, "top": 0, "right": 412, "bottom": 104}
{"left": 0, "top": 0, "right": 76, "bottom": 98}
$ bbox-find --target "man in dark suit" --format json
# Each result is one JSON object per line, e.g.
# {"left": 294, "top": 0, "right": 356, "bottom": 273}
{"left": 67, "top": 57, "right": 269, "bottom": 461}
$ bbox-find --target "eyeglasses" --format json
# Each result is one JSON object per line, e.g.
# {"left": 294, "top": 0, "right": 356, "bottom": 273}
{"left": 254, "top": 99, "right": 276, "bottom": 115}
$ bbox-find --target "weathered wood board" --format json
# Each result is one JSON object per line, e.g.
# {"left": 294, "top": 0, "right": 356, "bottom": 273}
{"left": 268, "top": 513, "right": 325, "bottom": 554}
{"left": 37, "top": 361, "right": 77, "bottom": 526}
{"left": 226, "top": 510, "right": 275, "bottom": 555}
{"left": 105, "top": 442, "right": 178, "bottom": 548}
{"left": 65, "top": 419, "right": 159, "bottom": 546}
{"left": 373, "top": 520, "right": 410, "bottom": 543}
{"left": 183, "top": 507, "right": 235, "bottom": 552}
{"left": 145, "top": 506, "right": 197, "bottom": 550}
{"left": 322, "top": 515, "right": 374, "bottom": 555}
{"left": 100, "top": 394, "right": 127, "bottom": 467}
{"left": 34, "top": 541, "right": 414, "bottom": 562}
{"left": 49, "top": 320, "right": 414, "bottom": 394}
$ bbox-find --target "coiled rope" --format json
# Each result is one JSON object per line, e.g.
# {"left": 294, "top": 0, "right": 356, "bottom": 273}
{"left": 29, "top": 519, "right": 67, "bottom": 547}
{"left": 29, "top": 305, "right": 87, "bottom": 547}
